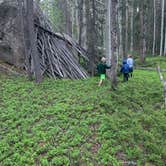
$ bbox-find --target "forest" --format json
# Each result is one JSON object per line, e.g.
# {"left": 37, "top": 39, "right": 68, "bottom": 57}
{"left": 0, "top": 0, "right": 166, "bottom": 165}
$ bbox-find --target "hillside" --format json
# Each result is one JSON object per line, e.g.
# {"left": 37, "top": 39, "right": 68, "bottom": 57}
{"left": 0, "top": 67, "right": 166, "bottom": 165}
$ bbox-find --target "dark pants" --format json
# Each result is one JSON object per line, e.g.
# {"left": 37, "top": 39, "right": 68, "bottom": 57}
{"left": 123, "top": 73, "right": 129, "bottom": 82}
{"left": 129, "top": 67, "right": 133, "bottom": 77}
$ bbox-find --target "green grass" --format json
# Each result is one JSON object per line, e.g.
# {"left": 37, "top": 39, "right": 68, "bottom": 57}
{"left": 135, "top": 56, "right": 166, "bottom": 69}
{"left": 0, "top": 70, "right": 166, "bottom": 166}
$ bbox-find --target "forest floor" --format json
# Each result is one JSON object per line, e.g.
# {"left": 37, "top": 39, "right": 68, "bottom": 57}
{"left": 0, "top": 57, "right": 166, "bottom": 166}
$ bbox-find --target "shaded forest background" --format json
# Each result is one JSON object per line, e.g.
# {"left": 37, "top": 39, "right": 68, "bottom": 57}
{"left": 39, "top": 0, "right": 166, "bottom": 67}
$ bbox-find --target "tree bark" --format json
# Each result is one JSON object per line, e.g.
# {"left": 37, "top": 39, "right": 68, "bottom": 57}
{"left": 65, "top": 0, "right": 72, "bottom": 36}
{"left": 152, "top": 0, "right": 156, "bottom": 56}
{"left": 130, "top": 0, "right": 134, "bottom": 54}
{"left": 26, "top": 0, "right": 42, "bottom": 83}
{"left": 110, "top": 0, "right": 118, "bottom": 89}
{"left": 125, "top": 0, "right": 129, "bottom": 57}
{"left": 85, "top": 0, "right": 96, "bottom": 76}
{"left": 164, "top": 28, "right": 166, "bottom": 56}
{"left": 117, "top": 0, "right": 123, "bottom": 58}
{"left": 78, "top": 0, "right": 84, "bottom": 47}
{"left": 17, "top": 0, "right": 32, "bottom": 79}
{"left": 160, "top": 0, "right": 165, "bottom": 56}
{"left": 106, "top": 0, "right": 112, "bottom": 67}
{"left": 140, "top": 2, "right": 146, "bottom": 63}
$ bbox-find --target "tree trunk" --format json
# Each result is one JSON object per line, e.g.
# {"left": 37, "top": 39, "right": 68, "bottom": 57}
{"left": 110, "top": 0, "right": 118, "bottom": 89}
{"left": 85, "top": 0, "right": 96, "bottom": 76}
{"left": 65, "top": 0, "right": 72, "bottom": 36}
{"left": 160, "top": 0, "right": 165, "bottom": 56}
{"left": 106, "top": 0, "right": 112, "bottom": 67}
{"left": 117, "top": 0, "right": 123, "bottom": 58}
{"left": 164, "top": 29, "right": 166, "bottom": 56}
{"left": 17, "top": 0, "right": 32, "bottom": 79}
{"left": 130, "top": 0, "right": 134, "bottom": 54}
{"left": 82, "top": 2, "right": 87, "bottom": 49}
{"left": 140, "top": 2, "right": 146, "bottom": 63}
{"left": 26, "top": 0, "right": 42, "bottom": 83}
{"left": 125, "top": 0, "right": 129, "bottom": 57}
{"left": 152, "top": 0, "right": 156, "bottom": 56}
{"left": 78, "top": 0, "right": 84, "bottom": 58}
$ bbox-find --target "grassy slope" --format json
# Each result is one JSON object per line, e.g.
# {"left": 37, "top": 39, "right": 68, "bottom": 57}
{"left": 0, "top": 57, "right": 166, "bottom": 166}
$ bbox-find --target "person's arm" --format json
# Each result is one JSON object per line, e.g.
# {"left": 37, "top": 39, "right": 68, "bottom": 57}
{"left": 105, "top": 64, "right": 111, "bottom": 69}
{"left": 97, "top": 64, "right": 99, "bottom": 70}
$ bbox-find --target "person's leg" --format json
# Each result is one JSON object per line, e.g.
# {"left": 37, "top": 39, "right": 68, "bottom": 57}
{"left": 128, "top": 68, "right": 131, "bottom": 77}
{"left": 130, "top": 68, "right": 133, "bottom": 77}
{"left": 98, "top": 79, "right": 103, "bottom": 86}
{"left": 124, "top": 73, "right": 128, "bottom": 82}
{"left": 126, "top": 73, "right": 129, "bottom": 81}
{"left": 123, "top": 74, "right": 126, "bottom": 82}
{"left": 98, "top": 74, "right": 105, "bottom": 86}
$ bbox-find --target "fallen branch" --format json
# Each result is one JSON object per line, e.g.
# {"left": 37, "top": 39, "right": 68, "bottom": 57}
{"left": 0, "top": 63, "right": 25, "bottom": 76}
{"left": 157, "top": 65, "right": 166, "bottom": 109}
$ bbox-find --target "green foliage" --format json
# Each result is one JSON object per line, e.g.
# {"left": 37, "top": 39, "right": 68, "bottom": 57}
{"left": 0, "top": 69, "right": 166, "bottom": 165}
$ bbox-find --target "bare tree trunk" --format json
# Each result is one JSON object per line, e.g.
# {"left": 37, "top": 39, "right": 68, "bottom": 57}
{"left": 82, "top": 2, "right": 87, "bottom": 49}
{"left": 71, "top": 1, "right": 77, "bottom": 39}
{"left": 152, "top": 0, "right": 156, "bottom": 56}
{"left": 130, "top": 0, "right": 134, "bottom": 54}
{"left": 73, "top": 0, "right": 84, "bottom": 62}
{"left": 58, "top": 0, "right": 72, "bottom": 36}
{"left": 17, "top": 0, "right": 32, "bottom": 79}
{"left": 85, "top": 0, "right": 96, "bottom": 76}
{"left": 110, "top": 0, "right": 118, "bottom": 89}
{"left": 78, "top": 0, "right": 84, "bottom": 48}
{"left": 140, "top": 2, "right": 146, "bottom": 63}
{"left": 117, "top": 0, "right": 123, "bottom": 58}
{"left": 164, "top": 28, "right": 166, "bottom": 56}
{"left": 26, "top": 0, "right": 42, "bottom": 83}
{"left": 125, "top": 0, "right": 129, "bottom": 57}
{"left": 65, "top": 0, "right": 72, "bottom": 36}
{"left": 160, "top": 0, "right": 165, "bottom": 56}
{"left": 106, "top": 0, "right": 112, "bottom": 67}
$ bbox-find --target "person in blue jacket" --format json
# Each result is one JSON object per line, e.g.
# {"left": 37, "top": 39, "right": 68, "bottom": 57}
{"left": 120, "top": 59, "right": 130, "bottom": 82}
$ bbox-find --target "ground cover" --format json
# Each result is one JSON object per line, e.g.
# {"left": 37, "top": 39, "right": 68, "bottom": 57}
{"left": 0, "top": 68, "right": 166, "bottom": 165}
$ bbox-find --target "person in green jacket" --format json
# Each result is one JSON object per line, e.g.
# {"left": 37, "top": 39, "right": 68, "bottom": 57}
{"left": 97, "top": 57, "right": 111, "bottom": 86}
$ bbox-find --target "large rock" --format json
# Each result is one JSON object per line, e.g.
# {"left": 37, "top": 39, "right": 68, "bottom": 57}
{"left": 0, "top": 0, "right": 24, "bottom": 68}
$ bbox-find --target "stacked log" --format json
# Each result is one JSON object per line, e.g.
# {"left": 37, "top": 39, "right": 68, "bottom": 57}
{"left": 35, "top": 24, "right": 88, "bottom": 79}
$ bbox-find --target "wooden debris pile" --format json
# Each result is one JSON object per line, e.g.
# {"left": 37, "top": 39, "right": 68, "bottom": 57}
{"left": 32, "top": 3, "right": 89, "bottom": 79}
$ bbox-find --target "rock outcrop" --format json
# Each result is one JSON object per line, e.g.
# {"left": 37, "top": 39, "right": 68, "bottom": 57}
{"left": 0, "top": 0, "right": 24, "bottom": 68}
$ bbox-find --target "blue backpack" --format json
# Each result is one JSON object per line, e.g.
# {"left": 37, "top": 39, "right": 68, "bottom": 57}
{"left": 123, "top": 64, "right": 129, "bottom": 73}
{"left": 121, "top": 60, "right": 129, "bottom": 74}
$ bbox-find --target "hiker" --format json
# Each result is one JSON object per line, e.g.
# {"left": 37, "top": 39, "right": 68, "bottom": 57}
{"left": 120, "top": 59, "right": 130, "bottom": 82}
{"left": 127, "top": 54, "right": 134, "bottom": 77}
{"left": 97, "top": 57, "right": 111, "bottom": 86}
